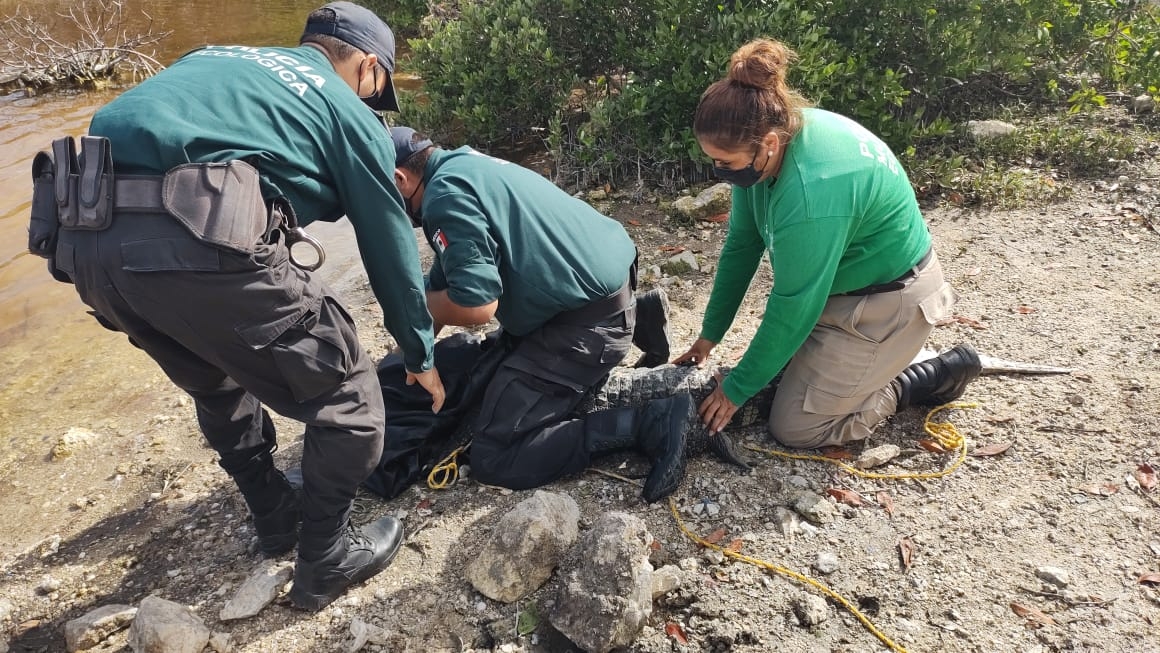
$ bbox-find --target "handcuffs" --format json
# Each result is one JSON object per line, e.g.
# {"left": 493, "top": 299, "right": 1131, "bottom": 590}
{"left": 271, "top": 197, "right": 326, "bottom": 271}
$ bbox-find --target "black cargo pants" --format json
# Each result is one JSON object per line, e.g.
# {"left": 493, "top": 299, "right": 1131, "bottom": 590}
{"left": 55, "top": 193, "right": 385, "bottom": 524}
{"left": 469, "top": 279, "right": 636, "bottom": 489}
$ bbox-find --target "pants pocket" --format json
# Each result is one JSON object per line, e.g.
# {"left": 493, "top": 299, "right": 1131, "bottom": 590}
{"left": 267, "top": 298, "right": 353, "bottom": 403}
{"left": 918, "top": 282, "right": 959, "bottom": 325}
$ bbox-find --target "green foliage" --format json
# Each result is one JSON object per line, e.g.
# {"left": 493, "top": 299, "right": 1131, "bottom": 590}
{"left": 399, "top": 0, "right": 1160, "bottom": 199}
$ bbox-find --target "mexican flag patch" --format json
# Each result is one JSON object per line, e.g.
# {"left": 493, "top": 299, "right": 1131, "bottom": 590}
{"left": 431, "top": 228, "right": 449, "bottom": 255}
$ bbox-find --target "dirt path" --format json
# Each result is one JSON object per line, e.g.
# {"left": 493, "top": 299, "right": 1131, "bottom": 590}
{"left": 1, "top": 155, "right": 1158, "bottom": 652}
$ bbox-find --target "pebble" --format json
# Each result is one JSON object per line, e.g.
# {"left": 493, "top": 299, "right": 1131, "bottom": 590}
{"left": 1035, "top": 566, "right": 1070, "bottom": 587}
{"left": 813, "top": 552, "right": 840, "bottom": 575}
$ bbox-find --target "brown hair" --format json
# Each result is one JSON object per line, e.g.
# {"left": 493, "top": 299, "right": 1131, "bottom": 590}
{"left": 693, "top": 38, "right": 811, "bottom": 151}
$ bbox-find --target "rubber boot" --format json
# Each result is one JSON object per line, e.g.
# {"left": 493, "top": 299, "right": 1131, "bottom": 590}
{"left": 894, "top": 343, "right": 982, "bottom": 410}
{"left": 583, "top": 393, "right": 695, "bottom": 503}
{"left": 632, "top": 288, "right": 671, "bottom": 368}
{"left": 289, "top": 514, "right": 405, "bottom": 611}
{"left": 225, "top": 450, "right": 300, "bottom": 557}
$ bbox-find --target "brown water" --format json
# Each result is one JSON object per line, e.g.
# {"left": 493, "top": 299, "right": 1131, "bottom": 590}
{"left": 0, "top": 0, "right": 375, "bottom": 486}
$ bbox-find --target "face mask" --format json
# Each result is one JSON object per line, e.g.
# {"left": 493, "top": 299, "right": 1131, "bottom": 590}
{"left": 405, "top": 182, "right": 422, "bottom": 227}
{"left": 712, "top": 148, "right": 763, "bottom": 187}
{"left": 358, "top": 60, "right": 383, "bottom": 109}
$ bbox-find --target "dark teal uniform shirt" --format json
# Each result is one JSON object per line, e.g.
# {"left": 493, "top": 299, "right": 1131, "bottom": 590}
{"left": 419, "top": 147, "right": 636, "bottom": 336}
{"left": 88, "top": 45, "right": 435, "bottom": 372}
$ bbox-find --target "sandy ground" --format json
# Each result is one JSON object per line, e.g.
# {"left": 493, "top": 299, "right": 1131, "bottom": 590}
{"left": 1, "top": 144, "right": 1158, "bottom": 653}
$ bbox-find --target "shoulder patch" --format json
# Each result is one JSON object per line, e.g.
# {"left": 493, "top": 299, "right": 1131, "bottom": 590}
{"left": 431, "top": 229, "right": 449, "bottom": 254}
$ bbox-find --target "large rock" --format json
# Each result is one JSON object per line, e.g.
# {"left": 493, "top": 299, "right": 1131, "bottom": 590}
{"left": 672, "top": 183, "right": 732, "bottom": 222}
{"left": 965, "top": 119, "right": 1016, "bottom": 140}
{"left": 466, "top": 490, "right": 580, "bottom": 602}
{"left": 219, "top": 560, "right": 293, "bottom": 621}
{"left": 127, "top": 596, "right": 210, "bottom": 653}
{"left": 64, "top": 604, "right": 136, "bottom": 652}
{"left": 551, "top": 512, "right": 654, "bottom": 653}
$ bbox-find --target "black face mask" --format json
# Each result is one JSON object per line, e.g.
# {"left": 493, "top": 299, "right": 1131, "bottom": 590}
{"left": 712, "top": 148, "right": 764, "bottom": 187}
{"left": 405, "top": 182, "right": 422, "bottom": 227}
{"left": 358, "top": 62, "right": 383, "bottom": 110}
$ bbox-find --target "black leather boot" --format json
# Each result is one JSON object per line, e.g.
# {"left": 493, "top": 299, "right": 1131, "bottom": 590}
{"left": 895, "top": 344, "right": 982, "bottom": 410}
{"left": 225, "top": 450, "right": 300, "bottom": 557}
{"left": 290, "top": 514, "right": 405, "bottom": 611}
{"left": 634, "top": 393, "right": 694, "bottom": 503}
{"left": 583, "top": 393, "right": 695, "bottom": 502}
{"left": 632, "top": 289, "right": 671, "bottom": 368}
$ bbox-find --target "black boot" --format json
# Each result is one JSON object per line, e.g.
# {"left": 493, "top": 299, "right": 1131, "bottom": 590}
{"left": 894, "top": 344, "right": 982, "bottom": 410}
{"left": 290, "top": 514, "right": 405, "bottom": 611}
{"left": 632, "top": 289, "right": 671, "bottom": 368}
{"left": 584, "top": 393, "right": 695, "bottom": 503}
{"left": 225, "top": 450, "right": 301, "bottom": 557}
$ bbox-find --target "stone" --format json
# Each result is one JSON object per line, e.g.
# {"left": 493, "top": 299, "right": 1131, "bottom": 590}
{"left": 52, "top": 427, "right": 101, "bottom": 461}
{"left": 855, "top": 444, "right": 901, "bottom": 469}
{"left": 64, "top": 604, "right": 136, "bottom": 652}
{"left": 466, "top": 491, "right": 580, "bottom": 602}
{"left": 551, "top": 512, "right": 654, "bottom": 653}
{"left": 791, "top": 492, "right": 837, "bottom": 525}
{"left": 219, "top": 560, "right": 293, "bottom": 621}
{"left": 1132, "top": 94, "right": 1155, "bottom": 114}
{"left": 791, "top": 593, "right": 830, "bottom": 627}
{"left": 1035, "top": 565, "right": 1070, "bottom": 588}
{"left": 128, "top": 595, "right": 210, "bottom": 653}
{"left": 660, "top": 250, "right": 699, "bottom": 276}
{"left": 672, "top": 183, "right": 732, "bottom": 222}
{"left": 773, "top": 507, "right": 803, "bottom": 537}
{"left": 813, "top": 551, "right": 840, "bottom": 575}
{"left": 347, "top": 617, "right": 390, "bottom": 652}
{"left": 650, "top": 565, "right": 683, "bottom": 599}
{"left": 966, "top": 120, "right": 1016, "bottom": 140}
{"left": 208, "top": 632, "right": 233, "bottom": 653}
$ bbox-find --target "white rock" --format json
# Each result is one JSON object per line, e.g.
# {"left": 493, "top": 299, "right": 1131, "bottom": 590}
{"left": 813, "top": 552, "right": 840, "bottom": 575}
{"left": 791, "top": 593, "right": 830, "bottom": 626}
{"left": 1035, "top": 565, "right": 1071, "bottom": 588}
{"left": 64, "top": 604, "right": 136, "bottom": 652}
{"left": 128, "top": 596, "right": 210, "bottom": 653}
{"left": 650, "top": 565, "right": 683, "bottom": 599}
{"left": 1133, "top": 94, "right": 1155, "bottom": 114}
{"left": 219, "top": 560, "right": 293, "bottom": 621}
{"left": 966, "top": 120, "right": 1016, "bottom": 140}
{"left": 855, "top": 444, "right": 901, "bottom": 469}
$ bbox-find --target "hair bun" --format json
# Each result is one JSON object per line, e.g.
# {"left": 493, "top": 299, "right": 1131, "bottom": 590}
{"left": 727, "top": 38, "right": 795, "bottom": 91}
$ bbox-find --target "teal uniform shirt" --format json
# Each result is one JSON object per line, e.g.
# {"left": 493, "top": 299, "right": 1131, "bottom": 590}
{"left": 702, "top": 108, "right": 931, "bottom": 405}
{"left": 419, "top": 147, "right": 636, "bottom": 336}
{"left": 88, "top": 45, "right": 435, "bottom": 372}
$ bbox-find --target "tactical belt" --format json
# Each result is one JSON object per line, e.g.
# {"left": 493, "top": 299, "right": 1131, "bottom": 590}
{"left": 111, "top": 176, "right": 165, "bottom": 212}
{"left": 841, "top": 246, "right": 933, "bottom": 297}
{"left": 552, "top": 278, "right": 634, "bottom": 326}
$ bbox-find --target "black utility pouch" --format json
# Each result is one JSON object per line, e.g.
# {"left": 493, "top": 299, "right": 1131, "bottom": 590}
{"left": 74, "top": 136, "right": 115, "bottom": 230}
{"left": 162, "top": 160, "right": 268, "bottom": 255}
{"left": 52, "top": 136, "right": 79, "bottom": 228}
{"left": 28, "top": 150, "right": 59, "bottom": 258}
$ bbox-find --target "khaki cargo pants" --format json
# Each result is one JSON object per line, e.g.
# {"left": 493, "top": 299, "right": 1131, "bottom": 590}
{"left": 768, "top": 252, "right": 957, "bottom": 449}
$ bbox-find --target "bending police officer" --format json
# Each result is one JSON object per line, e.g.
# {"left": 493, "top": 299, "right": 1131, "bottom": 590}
{"left": 388, "top": 126, "right": 695, "bottom": 502}
{"left": 47, "top": 2, "right": 443, "bottom": 610}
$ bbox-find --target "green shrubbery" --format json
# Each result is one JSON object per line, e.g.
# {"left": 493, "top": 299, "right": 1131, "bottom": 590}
{"left": 386, "top": 0, "right": 1159, "bottom": 198}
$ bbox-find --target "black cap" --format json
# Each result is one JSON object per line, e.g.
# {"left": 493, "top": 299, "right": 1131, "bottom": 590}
{"left": 302, "top": 1, "right": 400, "bottom": 111}
{"left": 390, "top": 126, "right": 434, "bottom": 167}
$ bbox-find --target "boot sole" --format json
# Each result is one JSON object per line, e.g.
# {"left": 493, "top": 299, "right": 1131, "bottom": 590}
{"left": 288, "top": 531, "right": 405, "bottom": 611}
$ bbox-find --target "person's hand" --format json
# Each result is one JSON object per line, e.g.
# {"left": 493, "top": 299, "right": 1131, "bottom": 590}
{"left": 698, "top": 372, "right": 738, "bottom": 434}
{"left": 406, "top": 368, "right": 446, "bottom": 413}
{"left": 672, "top": 337, "right": 716, "bottom": 366}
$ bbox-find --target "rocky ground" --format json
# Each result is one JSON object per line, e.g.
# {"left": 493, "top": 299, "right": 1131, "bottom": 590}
{"left": 1, "top": 131, "right": 1159, "bottom": 653}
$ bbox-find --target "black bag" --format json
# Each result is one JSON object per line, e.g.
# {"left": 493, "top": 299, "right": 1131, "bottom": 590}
{"left": 363, "top": 330, "right": 510, "bottom": 500}
{"left": 28, "top": 151, "right": 58, "bottom": 258}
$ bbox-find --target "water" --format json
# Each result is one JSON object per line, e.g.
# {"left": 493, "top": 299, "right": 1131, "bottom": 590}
{"left": 0, "top": 0, "right": 381, "bottom": 538}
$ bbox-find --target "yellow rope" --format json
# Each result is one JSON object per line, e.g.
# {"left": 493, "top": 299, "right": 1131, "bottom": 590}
{"left": 666, "top": 402, "right": 978, "bottom": 653}
{"left": 427, "top": 444, "right": 469, "bottom": 490}
{"left": 745, "top": 402, "right": 978, "bottom": 481}
{"left": 667, "top": 496, "right": 910, "bottom": 653}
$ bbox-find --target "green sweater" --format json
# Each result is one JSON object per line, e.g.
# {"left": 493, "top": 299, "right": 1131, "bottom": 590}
{"left": 702, "top": 108, "right": 931, "bottom": 405}
{"left": 89, "top": 45, "right": 435, "bottom": 372}
{"left": 420, "top": 147, "right": 636, "bottom": 335}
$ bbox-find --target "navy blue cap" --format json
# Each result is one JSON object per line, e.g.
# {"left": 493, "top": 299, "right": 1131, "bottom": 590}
{"left": 303, "top": 2, "right": 400, "bottom": 111}
{"left": 390, "top": 126, "right": 434, "bottom": 167}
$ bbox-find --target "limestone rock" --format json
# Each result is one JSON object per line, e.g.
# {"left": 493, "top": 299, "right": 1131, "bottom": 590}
{"left": 551, "top": 512, "right": 654, "bottom": 653}
{"left": 855, "top": 444, "right": 901, "bottom": 469}
{"left": 64, "top": 604, "right": 136, "bottom": 652}
{"left": 966, "top": 120, "right": 1016, "bottom": 140}
{"left": 219, "top": 560, "right": 293, "bottom": 621}
{"left": 672, "top": 183, "right": 732, "bottom": 222}
{"left": 466, "top": 490, "right": 580, "bottom": 602}
{"left": 791, "top": 593, "right": 830, "bottom": 626}
{"left": 660, "top": 250, "right": 699, "bottom": 276}
{"left": 52, "top": 427, "right": 100, "bottom": 461}
{"left": 791, "top": 491, "right": 837, "bottom": 525}
{"left": 127, "top": 596, "right": 210, "bottom": 653}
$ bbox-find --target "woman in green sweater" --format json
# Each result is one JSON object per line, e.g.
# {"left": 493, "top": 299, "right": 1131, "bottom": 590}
{"left": 673, "top": 38, "right": 982, "bottom": 448}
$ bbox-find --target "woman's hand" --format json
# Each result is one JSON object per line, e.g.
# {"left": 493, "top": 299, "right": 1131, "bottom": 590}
{"left": 698, "top": 374, "right": 738, "bottom": 434}
{"left": 672, "top": 337, "right": 716, "bottom": 366}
